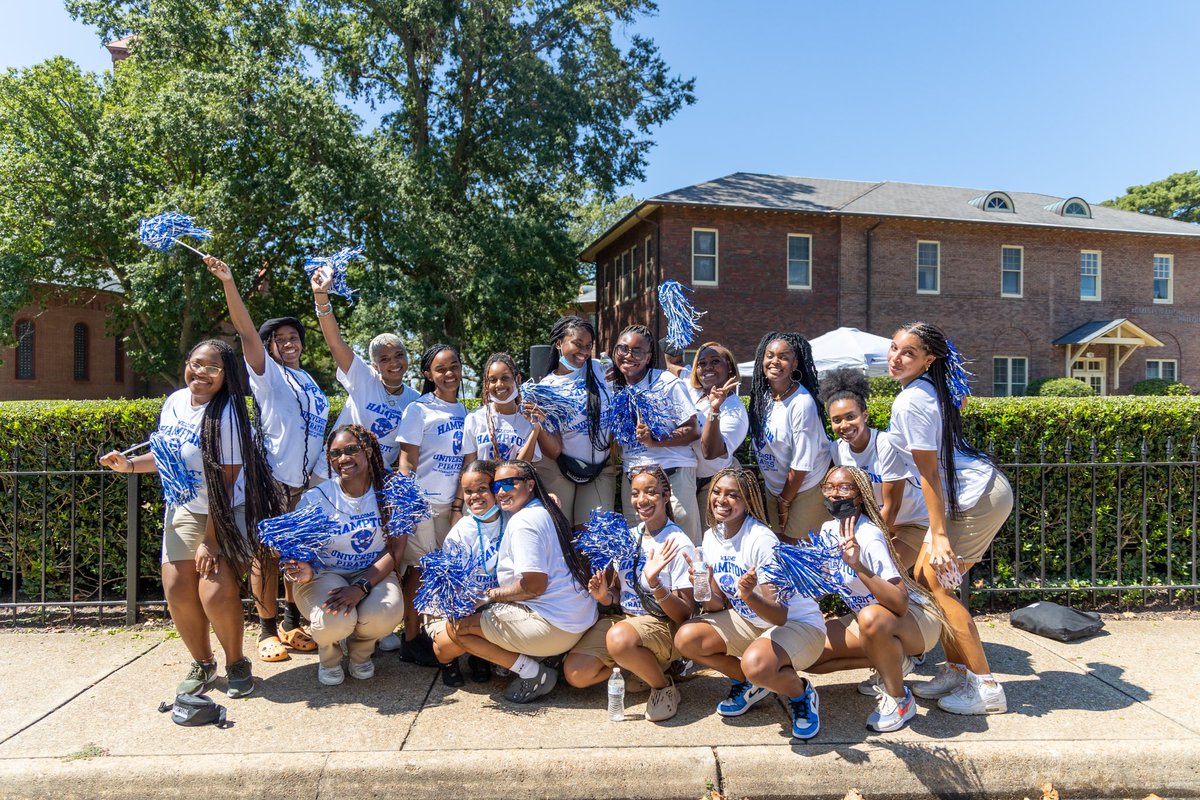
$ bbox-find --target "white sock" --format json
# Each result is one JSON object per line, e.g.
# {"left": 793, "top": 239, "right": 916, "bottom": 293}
{"left": 976, "top": 672, "right": 997, "bottom": 684}
{"left": 511, "top": 654, "right": 541, "bottom": 679}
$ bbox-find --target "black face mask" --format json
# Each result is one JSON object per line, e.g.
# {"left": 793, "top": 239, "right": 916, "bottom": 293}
{"left": 823, "top": 497, "right": 859, "bottom": 520}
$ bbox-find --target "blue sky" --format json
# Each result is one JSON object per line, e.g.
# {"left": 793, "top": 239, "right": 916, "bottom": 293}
{"left": 8, "top": 1, "right": 1199, "bottom": 204}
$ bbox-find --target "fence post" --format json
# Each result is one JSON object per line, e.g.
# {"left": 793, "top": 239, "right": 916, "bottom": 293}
{"left": 126, "top": 474, "right": 139, "bottom": 625}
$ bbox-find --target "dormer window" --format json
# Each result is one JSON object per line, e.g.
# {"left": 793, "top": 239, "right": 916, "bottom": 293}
{"left": 969, "top": 191, "right": 1015, "bottom": 212}
{"left": 1044, "top": 196, "right": 1092, "bottom": 218}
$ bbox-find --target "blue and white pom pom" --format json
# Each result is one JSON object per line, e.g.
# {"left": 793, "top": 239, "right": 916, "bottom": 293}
{"left": 148, "top": 432, "right": 201, "bottom": 507}
{"left": 519, "top": 381, "right": 579, "bottom": 434}
{"left": 381, "top": 472, "right": 432, "bottom": 539}
{"left": 943, "top": 339, "right": 974, "bottom": 409}
{"left": 657, "top": 280, "right": 705, "bottom": 351}
{"left": 415, "top": 543, "right": 490, "bottom": 620}
{"left": 255, "top": 504, "right": 336, "bottom": 565}
{"left": 303, "top": 245, "right": 364, "bottom": 304}
{"left": 572, "top": 509, "right": 637, "bottom": 573}
{"left": 761, "top": 539, "right": 846, "bottom": 601}
{"left": 138, "top": 212, "right": 212, "bottom": 256}
{"left": 602, "top": 387, "right": 677, "bottom": 448}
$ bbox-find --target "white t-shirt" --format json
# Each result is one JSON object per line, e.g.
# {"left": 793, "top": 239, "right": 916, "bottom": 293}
{"left": 495, "top": 500, "right": 598, "bottom": 634}
{"left": 831, "top": 429, "right": 929, "bottom": 527}
{"left": 396, "top": 393, "right": 468, "bottom": 504}
{"left": 614, "top": 521, "right": 694, "bottom": 616}
{"left": 887, "top": 379, "right": 994, "bottom": 512}
{"left": 296, "top": 480, "right": 386, "bottom": 573}
{"left": 245, "top": 357, "right": 328, "bottom": 488}
{"left": 329, "top": 355, "right": 420, "bottom": 469}
{"left": 753, "top": 386, "right": 832, "bottom": 495}
{"left": 157, "top": 389, "right": 245, "bottom": 514}
{"left": 536, "top": 361, "right": 611, "bottom": 464}
{"left": 812, "top": 517, "right": 901, "bottom": 614}
{"left": 462, "top": 404, "right": 540, "bottom": 462}
{"left": 620, "top": 369, "right": 698, "bottom": 472}
{"left": 442, "top": 511, "right": 505, "bottom": 591}
{"left": 703, "top": 516, "right": 824, "bottom": 630}
{"left": 688, "top": 385, "right": 749, "bottom": 479}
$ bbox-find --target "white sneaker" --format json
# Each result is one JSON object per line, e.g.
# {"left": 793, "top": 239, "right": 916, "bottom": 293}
{"left": 867, "top": 686, "right": 917, "bottom": 732}
{"left": 857, "top": 656, "right": 916, "bottom": 696}
{"left": 912, "top": 663, "right": 967, "bottom": 699}
{"left": 348, "top": 658, "right": 375, "bottom": 680}
{"left": 377, "top": 633, "right": 403, "bottom": 652}
{"left": 937, "top": 671, "right": 1007, "bottom": 715}
{"left": 318, "top": 664, "right": 345, "bottom": 686}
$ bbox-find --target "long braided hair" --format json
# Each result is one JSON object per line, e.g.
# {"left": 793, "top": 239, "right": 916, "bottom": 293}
{"left": 612, "top": 324, "right": 658, "bottom": 390}
{"left": 748, "top": 331, "right": 826, "bottom": 447}
{"left": 834, "top": 465, "right": 948, "bottom": 632}
{"left": 705, "top": 466, "right": 769, "bottom": 530}
{"left": 325, "top": 424, "right": 392, "bottom": 530}
{"left": 261, "top": 323, "right": 321, "bottom": 485}
{"left": 549, "top": 316, "right": 609, "bottom": 454}
{"left": 419, "top": 343, "right": 461, "bottom": 397}
{"left": 894, "top": 322, "right": 992, "bottom": 518}
{"left": 482, "top": 353, "right": 521, "bottom": 460}
{"left": 191, "top": 340, "right": 282, "bottom": 587}
{"left": 498, "top": 458, "right": 592, "bottom": 589}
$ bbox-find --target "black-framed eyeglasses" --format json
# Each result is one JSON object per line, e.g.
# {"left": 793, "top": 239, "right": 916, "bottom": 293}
{"left": 614, "top": 344, "right": 649, "bottom": 360}
{"left": 328, "top": 444, "right": 363, "bottom": 459}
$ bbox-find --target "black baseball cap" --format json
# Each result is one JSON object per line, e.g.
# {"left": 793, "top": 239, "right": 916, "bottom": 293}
{"left": 258, "top": 317, "right": 305, "bottom": 346}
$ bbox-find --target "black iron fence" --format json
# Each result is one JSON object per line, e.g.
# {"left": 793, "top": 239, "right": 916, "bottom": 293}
{"left": 2, "top": 438, "right": 1198, "bottom": 625}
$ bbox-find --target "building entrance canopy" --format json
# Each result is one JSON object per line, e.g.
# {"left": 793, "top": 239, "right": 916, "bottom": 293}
{"left": 1052, "top": 319, "right": 1163, "bottom": 391}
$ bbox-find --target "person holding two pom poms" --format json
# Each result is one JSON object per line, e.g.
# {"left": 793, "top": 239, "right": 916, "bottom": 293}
{"left": 748, "top": 332, "right": 832, "bottom": 542}
{"left": 282, "top": 425, "right": 408, "bottom": 686}
{"left": 100, "top": 340, "right": 281, "bottom": 699}
{"left": 884, "top": 322, "right": 1014, "bottom": 716}
{"left": 562, "top": 465, "right": 695, "bottom": 722}
{"left": 206, "top": 256, "right": 329, "bottom": 663}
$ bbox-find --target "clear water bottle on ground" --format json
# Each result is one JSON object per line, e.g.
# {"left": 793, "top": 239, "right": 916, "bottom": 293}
{"left": 607, "top": 667, "right": 625, "bottom": 721}
{"left": 692, "top": 545, "right": 711, "bottom": 602}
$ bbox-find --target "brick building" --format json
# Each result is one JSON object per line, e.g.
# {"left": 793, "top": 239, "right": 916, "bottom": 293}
{"left": 581, "top": 173, "right": 1200, "bottom": 395}
{"left": 3, "top": 282, "right": 152, "bottom": 401}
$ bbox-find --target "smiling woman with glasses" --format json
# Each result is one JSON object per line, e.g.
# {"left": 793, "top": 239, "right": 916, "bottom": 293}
{"left": 446, "top": 459, "right": 597, "bottom": 704}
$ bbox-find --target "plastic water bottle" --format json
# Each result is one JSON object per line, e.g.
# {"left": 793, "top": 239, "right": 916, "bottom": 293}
{"left": 607, "top": 667, "right": 625, "bottom": 721}
{"left": 692, "top": 545, "right": 711, "bottom": 602}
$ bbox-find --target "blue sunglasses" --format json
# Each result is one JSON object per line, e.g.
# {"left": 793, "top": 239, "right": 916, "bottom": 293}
{"left": 491, "top": 477, "right": 527, "bottom": 494}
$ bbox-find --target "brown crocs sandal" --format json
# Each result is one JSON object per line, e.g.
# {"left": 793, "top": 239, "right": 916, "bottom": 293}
{"left": 257, "top": 635, "right": 290, "bottom": 662}
{"left": 279, "top": 625, "right": 318, "bottom": 652}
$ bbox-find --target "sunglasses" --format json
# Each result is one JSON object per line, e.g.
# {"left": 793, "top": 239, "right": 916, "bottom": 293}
{"left": 328, "top": 444, "right": 363, "bottom": 459}
{"left": 491, "top": 477, "right": 528, "bottom": 494}
{"left": 185, "top": 360, "right": 224, "bottom": 377}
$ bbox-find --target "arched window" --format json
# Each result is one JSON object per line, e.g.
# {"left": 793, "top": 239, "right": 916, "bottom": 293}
{"left": 15, "top": 319, "right": 34, "bottom": 380}
{"left": 969, "top": 191, "right": 1015, "bottom": 213}
{"left": 1064, "top": 200, "right": 1090, "bottom": 217}
{"left": 73, "top": 323, "right": 89, "bottom": 380}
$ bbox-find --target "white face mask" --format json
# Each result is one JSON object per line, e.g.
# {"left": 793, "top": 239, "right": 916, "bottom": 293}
{"left": 559, "top": 355, "right": 584, "bottom": 375}
{"left": 489, "top": 386, "right": 516, "bottom": 404}
{"left": 468, "top": 505, "right": 500, "bottom": 522}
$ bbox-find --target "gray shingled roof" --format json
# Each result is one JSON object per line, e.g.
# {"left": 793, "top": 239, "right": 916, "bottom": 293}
{"left": 650, "top": 172, "right": 1200, "bottom": 237}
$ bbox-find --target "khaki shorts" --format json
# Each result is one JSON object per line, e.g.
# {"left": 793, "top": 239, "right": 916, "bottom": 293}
{"left": 162, "top": 505, "right": 247, "bottom": 564}
{"left": 425, "top": 617, "right": 449, "bottom": 642}
{"left": 939, "top": 472, "right": 1014, "bottom": 563}
{"left": 534, "top": 458, "right": 618, "bottom": 527}
{"left": 403, "top": 502, "right": 454, "bottom": 568}
{"left": 839, "top": 600, "right": 943, "bottom": 654}
{"left": 697, "top": 609, "right": 825, "bottom": 671}
{"left": 765, "top": 482, "right": 827, "bottom": 542}
{"left": 569, "top": 613, "right": 679, "bottom": 668}
{"left": 480, "top": 601, "right": 584, "bottom": 658}
{"left": 891, "top": 523, "right": 928, "bottom": 569}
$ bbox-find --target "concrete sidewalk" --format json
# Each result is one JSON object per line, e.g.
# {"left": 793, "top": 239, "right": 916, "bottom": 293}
{"left": 0, "top": 613, "right": 1197, "bottom": 800}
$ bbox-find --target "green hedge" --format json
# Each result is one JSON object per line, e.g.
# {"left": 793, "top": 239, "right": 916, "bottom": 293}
{"left": 4, "top": 394, "right": 1200, "bottom": 607}
{"left": 1037, "top": 378, "right": 1095, "bottom": 397}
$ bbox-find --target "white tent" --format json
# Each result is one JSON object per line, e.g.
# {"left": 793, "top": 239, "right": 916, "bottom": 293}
{"left": 737, "top": 327, "right": 892, "bottom": 379}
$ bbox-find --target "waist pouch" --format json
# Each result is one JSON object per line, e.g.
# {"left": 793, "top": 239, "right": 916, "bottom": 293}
{"left": 158, "top": 693, "right": 231, "bottom": 728}
{"left": 555, "top": 453, "right": 607, "bottom": 485}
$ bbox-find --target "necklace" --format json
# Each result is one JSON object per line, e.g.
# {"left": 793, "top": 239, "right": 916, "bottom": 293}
{"left": 771, "top": 380, "right": 798, "bottom": 401}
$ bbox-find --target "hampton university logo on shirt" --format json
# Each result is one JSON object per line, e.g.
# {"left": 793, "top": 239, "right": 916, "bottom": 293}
{"left": 712, "top": 555, "right": 757, "bottom": 620}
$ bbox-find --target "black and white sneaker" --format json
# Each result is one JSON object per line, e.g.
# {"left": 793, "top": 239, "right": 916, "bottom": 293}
{"left": 502, "top": 663, "right": 558, "bottom": 703}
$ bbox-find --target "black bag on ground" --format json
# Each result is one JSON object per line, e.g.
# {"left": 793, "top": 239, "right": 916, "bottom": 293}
{"left": 158, "top": 693, "right": 231, "bottom": 728}
{"left": 1010, "top": 601, "right": 1104, "bottom": 642}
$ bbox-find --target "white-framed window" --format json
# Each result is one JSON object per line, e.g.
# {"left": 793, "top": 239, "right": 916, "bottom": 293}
{"left": 644, "top": 236, "right": 654, "bottom": 293}
{"left": 917, "top": 240, "right": 940, "bottom": 294}
{"left": 628, "top": 247, "right": 638, "bottom": 298}
{"left": 1146, "top": 359, "right": 1178, "bottom": 382}
{"left": 1080, "top": 250, "right": 1101, "bottom": 300}
{"left": 786, "top": 233, "right": 812, "bottom": 289}
{"left": 1154, "top": 254, "right": 1173, "bottom": 304}
{"left": 692, "top": 228, "right": 718, "bottom": 285}
{"left": 1064, "top": 199, "right": 1090, "bottom": 217}
{"left": 1001, "top": 245, "right": 1023, "bottom": 297}
{"left": 993, "top": 356, "right": 1028, "bottom": 396}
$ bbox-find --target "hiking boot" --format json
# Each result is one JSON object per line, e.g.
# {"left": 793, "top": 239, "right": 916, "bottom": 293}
{"left": 225, "top": 657, "right": 255, "bottom": 698}
{"left": 177, "top": 658, "right": 217, "bottom": 695}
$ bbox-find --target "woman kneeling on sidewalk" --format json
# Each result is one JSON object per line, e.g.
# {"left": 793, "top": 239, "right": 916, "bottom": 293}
{"left": 562, "top": 465, "right": 695, "bottom": 722}
{"left": 674, "top": 467, "right": 828, "bottom": 741}
{"left": 283, "top": 425, "right": 406, "bottom": 686}
{"left": 446, "top": 460, "right": 598, "bottom": 703}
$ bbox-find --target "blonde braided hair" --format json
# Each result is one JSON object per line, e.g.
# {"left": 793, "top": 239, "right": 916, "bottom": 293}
{"left": 705, "top": 466, "right": 769, "bottom": 530}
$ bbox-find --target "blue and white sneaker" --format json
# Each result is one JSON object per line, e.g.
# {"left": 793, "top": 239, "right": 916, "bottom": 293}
{"left": 868, "top": 685, "right": 917, "bottom": 732}
{"left": 788, "top": 683, "right": 820, "bottom": 740}
{"left": 716, "top": 680, "right": 769, "bottom": 717}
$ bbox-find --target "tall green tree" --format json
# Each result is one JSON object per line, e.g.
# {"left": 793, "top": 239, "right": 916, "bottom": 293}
{"left": 1102, "top": 170, "right": 1200, "bottom": 224}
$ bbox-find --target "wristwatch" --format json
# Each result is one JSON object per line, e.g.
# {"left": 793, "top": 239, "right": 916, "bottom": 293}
{"left": 351, "top": 578, "right": 372, "bottom": 597}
